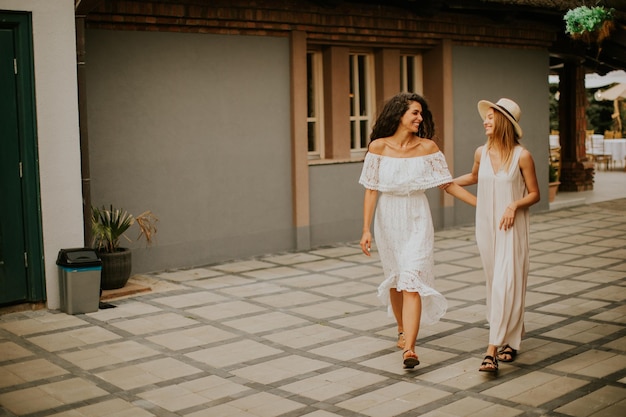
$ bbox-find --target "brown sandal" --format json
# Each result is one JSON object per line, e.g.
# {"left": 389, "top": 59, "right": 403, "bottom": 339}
{"left": 403, "top": 350, "right": 420, "bottom": 369}
{"left": 397, "top": 332, "right": 405, "bottom": 349}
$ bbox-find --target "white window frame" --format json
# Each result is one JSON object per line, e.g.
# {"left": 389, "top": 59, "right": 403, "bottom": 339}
{"left": 307, "top": 50, "right": 325, "bottom": 160}
{"left": 400, "top": 54, "right": 423, "bottom": 94}
{"left": 349, "top": 52, "right": 374, "bottom": 158}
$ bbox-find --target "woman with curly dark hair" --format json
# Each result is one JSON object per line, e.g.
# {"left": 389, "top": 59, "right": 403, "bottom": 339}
{"left": 359, "top": 92, "right": 475, "bottom": 368}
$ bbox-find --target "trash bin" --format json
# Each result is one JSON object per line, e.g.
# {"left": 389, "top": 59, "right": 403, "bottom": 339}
{"left": 57, "top": 248, "right": 102, "bottom": 314}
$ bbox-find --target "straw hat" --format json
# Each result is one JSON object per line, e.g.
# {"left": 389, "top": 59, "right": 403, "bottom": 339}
{"left": 478, "top": 98, "right": 523, "bottom": 138}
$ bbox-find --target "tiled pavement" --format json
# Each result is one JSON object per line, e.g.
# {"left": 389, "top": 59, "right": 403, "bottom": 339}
{"left": 1, "top": 198, "right": 625, "bottom": 417}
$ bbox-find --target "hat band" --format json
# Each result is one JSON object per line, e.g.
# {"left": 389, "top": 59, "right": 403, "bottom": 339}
{"left": 495, "top": 104, "right": 518, "bottom": 122}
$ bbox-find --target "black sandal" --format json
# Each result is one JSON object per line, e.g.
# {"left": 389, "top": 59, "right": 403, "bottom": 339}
{"left": 497, "top": 344, "right": 517, "bottom": 363}
{"left": 479, "top": 355, "right": 498, "bottom": 372}
{"left": 403, "top": 350, "right": 420, "bottom": 369}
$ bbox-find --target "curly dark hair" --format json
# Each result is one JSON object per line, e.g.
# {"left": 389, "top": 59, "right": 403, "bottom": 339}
{"left": 369, "top": 92, "right": 435, "bottom": 142}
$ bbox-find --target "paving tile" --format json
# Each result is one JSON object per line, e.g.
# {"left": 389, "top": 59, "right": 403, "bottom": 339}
{"left": 96, "top": 357, "right": 202, "bottom": 390}
{"left": 273, "top": 273, "right": 343, "bottom": 288}
{"left": 280, "top": 368, "right": 387, "bottom": 401}
{"left": 185, "top": 339, "right": 283, "bottom": 368}
{"left": 310, "top": 336, "right": 391, "bottom": 361}
{"left": 535, "top": 297, "right": 609, "bottom": 316}
{"left": 541, "top": 321, "right": 624, "bottom": 343}
{"left": 231, "top": 354, "right": 332, "bottom": 384}
{"left": 481, "top": 371, "right": 588, "bottom": 407}
{"left": 150, "top": 290, "right": 228, "bottom": 308}
{"left": 261, "top": 252, "right": 324, "bottom": 265}
{"left": 186, "top": 300, "right": 267, "bottom": 320}
{"left": 59, "top": 340, "right": 160, "bottom": 369}
{"left": 421, "top": 397, "right": 523, "bottom": 417}
{"left": 28, "top": 326, "right": 122, "bottom": 351}
{"left": 251, "top": 291, "right": 327, "bottom": 308}
{"left": 336, "top": 381, "right": 451, "bottom": 416}
{"left": 0, "top": 358, "right": 67, "bottom": 386}
{"left": 602, "top": 335, "right": 626, "bottom": 352}
{"left": 289, "top": 300, "right": 368, "bottom": 320}
{"left": 0, "top": 378, "right": 108, "bottom": 415}
{"left": 241, "top": 266, "right": 310, "bottom": 280}
{"left": 47, "top": 398, "right": 156, "bottom": 417}
{"left": 554, "top": 385, "right": 626, "bottom": 417}
{"left": 154, "top": 267, "right": 223, "bottom": 281}
{"left": 212, "top": 260, "right": 276, "bottom": 273}
{"left": 262, "top": 324, "right": 353, "bottom": 349}
{"left": 87, "top": 301, "right": 162, "bottom": 320}
{"left": 137, "top": 375, "right": 251, "bottom": 414}
{"left": 224, "top": 311, "right": 310, "bottom": 333}
{"left": 293, "top": 259, "right": 357, "bottom": 272}
{"left": 145, "top": 325, "right": 237, "bottom": 350}
{"left": 0, "top": 312, "right": 87, "bottom": 336}
{"left": 185, "top": 274, "right": 257, "bottom": 290}
{"left": 548, "top": 349, "right": 626, "bottom": 377}
{"left": 0, "top": 197, "right": 625, "bottom": 417}
{"left": 206, "top": 391, "right": 306, "bottom": 417}
{"left": 109, "top": 312, "right": 199, "bottom": 335}
{"left": 0, "top": 341, "right": 34, "bottom": 361}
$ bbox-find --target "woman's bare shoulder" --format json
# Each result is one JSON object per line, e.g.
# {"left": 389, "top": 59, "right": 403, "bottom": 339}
{"left": 368, "top": 139, "right": 386, "bottom": 154}
{"left": 419, "top": 138, "right": 440, "bottom": 153}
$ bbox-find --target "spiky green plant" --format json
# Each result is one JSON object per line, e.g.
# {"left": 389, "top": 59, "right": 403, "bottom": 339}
{"left": 91, "top": 205, "right": 157, "bottom": 253}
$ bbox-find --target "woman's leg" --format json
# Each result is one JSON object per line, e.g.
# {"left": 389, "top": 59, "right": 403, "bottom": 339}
{"left": 390, "top": 288, "right": 403, "bottom": 331}
{"left": 401, "top": 291, "right": 421, "bottom": 367}
{"left": 401, "top": 291, "right": 421, "bottom": 352}
{"left": 479, "top": 344, "right": 499, "bottom": 372}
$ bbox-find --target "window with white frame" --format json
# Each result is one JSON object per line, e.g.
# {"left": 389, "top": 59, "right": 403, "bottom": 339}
{"left": 400, "top": 54, "right": 423, "bottom": 94}
{"left": 349, "top": 53, "right": 374, "bottom": 155}
{"left": 307, "top": 50, "right": 324, "bottom": 159}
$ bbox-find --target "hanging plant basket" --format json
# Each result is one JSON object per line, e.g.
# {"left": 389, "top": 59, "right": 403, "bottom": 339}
{"left": 570, "top": 19, "right": 614, "bottom": 44}
{"left": 565, "top": 6, "right": 614, "bottom": 44}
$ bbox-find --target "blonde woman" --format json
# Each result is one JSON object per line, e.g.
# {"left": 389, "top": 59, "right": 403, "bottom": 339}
{"left": 451, "top": 98, "right": 540, "bottom": 372}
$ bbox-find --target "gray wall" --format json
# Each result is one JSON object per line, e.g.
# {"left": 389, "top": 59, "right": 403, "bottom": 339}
{"left": 86, "top": 30, "right": 293, "bottom": 273}
{"left": 451, "top": 45, "right": 550, "bottom": 226}
{"left": 309, "top": 163, "right": 364, "bottom": 246}
{"left": 85, "top": 31, "right": 551, "bottom": 274}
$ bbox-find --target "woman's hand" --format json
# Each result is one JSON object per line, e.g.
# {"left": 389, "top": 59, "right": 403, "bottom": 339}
{"left": 360, "top": 231, "right": 372, "bottom": 256}
{"left": 499, "top": 205, "right": 516, "bottom": 230}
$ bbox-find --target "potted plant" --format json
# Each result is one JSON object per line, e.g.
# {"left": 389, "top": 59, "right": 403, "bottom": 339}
{"left": 548, "top": 164, "right": 560, "bottom": 203}
{"left": 564, "top": 6, "right": 614, "bottom": 44}
{"left": 91, "top": 205, "right": 158, "bottom": 290}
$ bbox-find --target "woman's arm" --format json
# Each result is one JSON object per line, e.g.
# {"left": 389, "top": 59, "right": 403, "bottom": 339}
{"left": 499, "top": 149, "right": 540, "bottom": 230}
{"left": 454, "top": 146, "right": 482, "bottom": 186}
{"left": 360, "top": 188, "right": 378, "bottom": 256}
{"left": 443, "top": 183, "right": 477, "bottom": 207}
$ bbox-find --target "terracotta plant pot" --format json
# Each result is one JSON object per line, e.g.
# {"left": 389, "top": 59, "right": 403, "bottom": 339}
{"left": 549, "top": 182, "right": 560, "bottom": 203}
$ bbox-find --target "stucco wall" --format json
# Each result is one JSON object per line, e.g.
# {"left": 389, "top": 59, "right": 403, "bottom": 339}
{"left": 86, "top": 30, "right": 293, "bottom": 272}
{"left": 309, "top": 163, "right": 364, "bottom": 246}
{"left": 2, "top": 0, "right": 84, "bottom": 309}
{"left": 451, "top": 45, "right": 550, "bottom": 226}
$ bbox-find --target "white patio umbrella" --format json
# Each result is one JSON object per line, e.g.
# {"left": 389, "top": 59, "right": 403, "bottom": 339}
{"left": 594, "top": 83, "right": 626, "bottom": 101}
{"left": 594, "top": 83, "right": 626, "bottom": 134}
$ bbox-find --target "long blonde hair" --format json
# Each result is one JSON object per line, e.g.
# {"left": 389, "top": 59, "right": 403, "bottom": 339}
{"left": 486, "top": 109, "right": 520, "bottom": 171}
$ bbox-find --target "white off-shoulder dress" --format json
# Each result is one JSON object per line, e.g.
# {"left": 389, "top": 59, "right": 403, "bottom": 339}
{"left": 359, "top": 151, "right": 452, "bottom": 325}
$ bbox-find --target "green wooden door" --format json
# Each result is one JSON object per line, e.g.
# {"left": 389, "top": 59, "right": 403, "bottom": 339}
{"left": 0, "top": 13, "right": 44, "bottom": 306}
{"left": 0, "top": 26, "right": 28, "bottom": 304}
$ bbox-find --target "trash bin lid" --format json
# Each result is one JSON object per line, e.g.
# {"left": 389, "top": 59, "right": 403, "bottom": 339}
{"left": 57, "top": 248, "right": 102, "bottom": 267}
